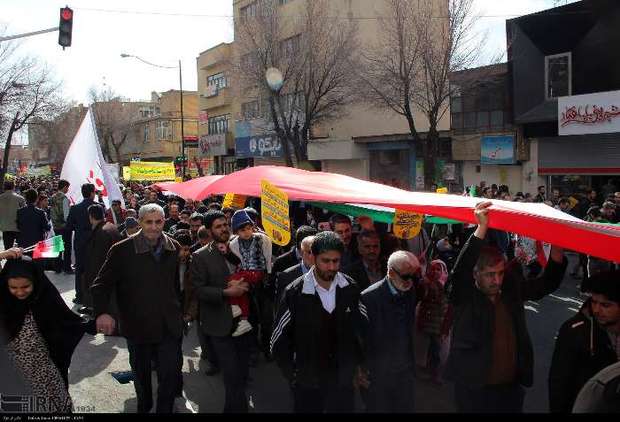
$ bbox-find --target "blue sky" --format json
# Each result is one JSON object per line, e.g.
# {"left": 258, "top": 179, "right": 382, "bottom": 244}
{"left": 1, "top": 0, "right": 574, "bottom": 105}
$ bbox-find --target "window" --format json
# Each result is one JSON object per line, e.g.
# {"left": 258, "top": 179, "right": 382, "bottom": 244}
{"left": 545, "top": 52, "right": 571, "bottom": 100}
{"left": 143, "top": 125, "right": 150, "bottom": 143}
{"left": 240, "top": 2, "right": 257, "bottom": 19}
{"left": 280, "top": 34, "right": 301, "bottom": 59}
{"left": 207, "top": 72, "right": 227, "bottom": 90}
{"left": 477, "top": 111, "right": 489, "bottom": 128}
{"left": 208, "top": 114, "right": 230, "bottom": 135}
{"left": 156, "top": 121, "right": 171, "bottom": 140}
{"left": 242, "top": 100, "right": 260, "bottom": 120}
{"left": 139, "top": 106, "right": 160, "bottom": 119}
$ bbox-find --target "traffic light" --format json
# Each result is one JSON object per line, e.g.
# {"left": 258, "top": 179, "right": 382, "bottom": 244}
{"left": 58, "top": 6, "right": 73, "bottom": 48}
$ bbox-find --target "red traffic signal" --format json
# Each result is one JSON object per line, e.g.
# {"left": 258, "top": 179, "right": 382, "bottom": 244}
{"left": 58, "top": 6, "right": 73, "bottom": 48}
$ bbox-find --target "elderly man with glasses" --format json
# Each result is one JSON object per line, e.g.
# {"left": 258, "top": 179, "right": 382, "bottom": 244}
{"left": 357, "top": 250, "right": 424, "bottom": 413}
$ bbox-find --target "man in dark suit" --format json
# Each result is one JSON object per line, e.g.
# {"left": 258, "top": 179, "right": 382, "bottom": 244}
{"left": 274, "top": 235, "right": 315, "bottom": 309}
{"left": 190, "top": 210, "right": 250, "bottom": 413}
{"left": 330, "top": 214, "right": 359, "bottom": 268}
{"left": 16, "top": 189, "right": 50, "bottom": 250}
{"left": 343, "top": 230, "right": 386, "bottom": 291}
{"left": 92, "top": 203, "right": 183, "bottom": 413}
{"left": 66, "top": 183, "right": 97, "bottom": 305}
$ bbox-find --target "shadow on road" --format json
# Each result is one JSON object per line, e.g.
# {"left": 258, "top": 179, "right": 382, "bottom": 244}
{"left": 70, "top": 334, "right": 122, "bottom": 384}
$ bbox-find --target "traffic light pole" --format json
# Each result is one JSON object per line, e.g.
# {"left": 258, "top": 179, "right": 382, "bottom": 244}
{"left": 179, "top": 59, "right": 186, "bottom": 180}
{"left": 0, "top": 27, "right": 59, "bottom": 43}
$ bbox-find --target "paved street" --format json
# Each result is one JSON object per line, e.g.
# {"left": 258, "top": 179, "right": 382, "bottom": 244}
{"left": 35, "top": 253, "right": 583, "bottom": 413}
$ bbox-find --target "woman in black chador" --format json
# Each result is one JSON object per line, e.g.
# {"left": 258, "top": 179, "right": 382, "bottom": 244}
{"left": 0, "top": 258, "right": 93, "bottom": 413}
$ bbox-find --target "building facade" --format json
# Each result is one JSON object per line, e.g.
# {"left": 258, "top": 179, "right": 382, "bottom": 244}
{"left": 508, "top": 0, "right": 620, "bottom": 195}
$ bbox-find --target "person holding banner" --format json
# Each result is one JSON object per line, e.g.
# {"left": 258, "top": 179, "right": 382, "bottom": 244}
{"left": 445, "top": 201, "right": 568, "bottom": 413}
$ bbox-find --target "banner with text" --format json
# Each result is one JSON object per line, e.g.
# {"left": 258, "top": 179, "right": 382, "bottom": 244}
{"left": 260, "top": 179, "right": 291, "bottom": 246}
{"left": 559, "top": 90, "right": 620, "bottom": 136}
{"left": 129, "top": 161, "right": 176, "bottom": 181}
{"left": 223, "top": 193, "right": 247, "bottom": 209}
{"left": 393, "top": 209, "right": 424, "bottom": 240}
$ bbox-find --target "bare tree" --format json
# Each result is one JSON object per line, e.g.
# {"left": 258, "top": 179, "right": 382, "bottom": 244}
{"left": 89, "top": 86, "right": 136, "bottom": 163}
{"left": 0, "top": 39, "right": 65, "bottom": 186}
{"left": 235, "top": 0, "right": 359, "bottom": 166}
{"left": 357, "top": 0, "right": 487, "bottom": 189}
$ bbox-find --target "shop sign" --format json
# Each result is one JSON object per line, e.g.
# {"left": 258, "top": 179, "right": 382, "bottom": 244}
{"left": 481, "top": 135, "right": 516, "bottom": 165}
{"left": 559, "top": 90, "right": 620, "bottom": 136}
{"left": 235, "top": 134, "right": 283, "bottom": 158}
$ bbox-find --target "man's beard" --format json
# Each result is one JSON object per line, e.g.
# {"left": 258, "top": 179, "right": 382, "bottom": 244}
{"left": 315, "top": 268, "right": 336, "bottom": 283}
{"left": 214, "top": 231, "right": 230, "bottom": 242}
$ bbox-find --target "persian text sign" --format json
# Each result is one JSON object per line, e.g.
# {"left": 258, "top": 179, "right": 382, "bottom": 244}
{"left": 393, "top": 210, "right": 423, "bottom": 240}
{"left": 235, "top": 134, "right": 283, "bottom": 158}
{"left": 129, "top": 161, "right": 176, "bottom": 181}
{"left": 559, "top": 90, "right": 620, "bottom": 136}
{"left": 260, "top": 180, "right": 291, "bottom": 246}
{"left": 222, "top": 193, "right": 247, "bottom": 209}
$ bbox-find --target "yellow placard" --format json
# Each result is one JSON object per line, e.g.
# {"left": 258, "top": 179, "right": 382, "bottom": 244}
{"left": 129, "top": 161, "right": 176, "bottom": 181}
{"left": 175, "top": 177, "right": 183, "bottom": 183}
{"left": 393, "top": 209, "right": 424, "bottom": 239}
{"left": 260, "top": 180, "right": 291, "bottom": 246}
{"left": 123, "top": 166, "right": 131, "bottom": 180}
{"left": 222, "top": 193, "right": 247, "bottom": 209}
{"left": 436, "top": 187, "right": 448, "bottom": 194}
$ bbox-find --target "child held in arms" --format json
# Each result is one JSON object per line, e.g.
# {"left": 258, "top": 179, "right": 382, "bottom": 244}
{"left": 224, "top": 209, "right": 272, "bottom": 336}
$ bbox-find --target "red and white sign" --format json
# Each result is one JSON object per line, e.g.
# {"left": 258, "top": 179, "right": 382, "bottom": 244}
{"left": 559, "top": 90, "right": 620, "bottom": 136}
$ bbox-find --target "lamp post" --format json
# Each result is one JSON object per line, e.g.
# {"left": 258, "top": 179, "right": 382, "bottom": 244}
{"left": 120, "top": 53, "right": 186, "bottom": 179}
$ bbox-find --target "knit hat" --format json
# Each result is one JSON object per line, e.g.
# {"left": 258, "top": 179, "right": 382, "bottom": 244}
{"left": 231, "top": 210, "right": 254, "bottom": 233}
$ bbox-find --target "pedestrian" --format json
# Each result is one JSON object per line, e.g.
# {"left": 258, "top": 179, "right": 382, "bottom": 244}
{"left": 343, "top": 230, "right": 386, "bottom": 291}
{"left": 120, "top": 217, "right": 141, "bottom": 239}
{"left": 271, "top": 231, "right": 363, "bottom": 413}
{"left": 92, "top": 204, "right": 184, "bottom": 413}
{"left": 105, "top": 199, "right": 127, "bottom": 227}
{"left": 50, "top": 180, "right": 73, "bottom": 274}
{"left": 0, "top": 180, "right": 26, "bottom": 251}
{"left": 16, "top": 189, "right": 51, "bottom": 251}
{"left": 191, "top": 210, "right": 250, "bottom": 412}
{"left": 227, "top": 209, "right": 273, "bottom": 337}
{"left": 0, "top": 257, "right": 92, "bottom": 413}
{"left": 329, "top": 214, "right": 359, "bottom": 268}
{"left": 358, "top": 250, "right": 422, "bottom": 412}
{"left": 82, "top": 204, "right": 121, "bottom": 315}
{"left": 548, "top": 270, "right": 619, "bottom": 413}
{"left": 66, "top": 183, "right": 97, "bottom": 306}
{"left": 274, "top": 235, "right": 315, "bottom": 310}
{"left": 444, "top": 201, "right": 568, "bottom": 413}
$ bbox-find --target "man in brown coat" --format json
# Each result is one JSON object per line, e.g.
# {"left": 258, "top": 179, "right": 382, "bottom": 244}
{"left": 92, "top": 203, "right": 183, "bottom": 414}
{"left": 81, "top": 204, "right": 121, "bottom": 314}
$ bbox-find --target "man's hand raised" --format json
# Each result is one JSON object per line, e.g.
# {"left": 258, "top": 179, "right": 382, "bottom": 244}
{"left": 474, "top": 201, "right": 493, "bottom": 240}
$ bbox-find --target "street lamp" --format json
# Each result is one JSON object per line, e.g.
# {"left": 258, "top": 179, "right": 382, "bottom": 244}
{"left": 120, "top": 53, "right": 186, "bottom": 179}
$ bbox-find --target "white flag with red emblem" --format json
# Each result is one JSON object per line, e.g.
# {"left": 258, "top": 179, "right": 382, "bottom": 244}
{"left": 60, "top": 108, "right": 124, "bottom": 209}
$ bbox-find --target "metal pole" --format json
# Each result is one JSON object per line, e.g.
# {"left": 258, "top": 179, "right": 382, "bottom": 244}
{"left": 0, "top": 27, "right": 59, "bottom": 42}
{"left": 179, "top": 59, "right": 186, "bottom": 180}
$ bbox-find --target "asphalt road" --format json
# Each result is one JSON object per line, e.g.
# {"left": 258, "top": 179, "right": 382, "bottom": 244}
{"left": 3, "top": 253, "right": 586, "bottom": 413}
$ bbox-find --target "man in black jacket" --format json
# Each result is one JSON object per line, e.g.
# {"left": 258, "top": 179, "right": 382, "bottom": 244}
{"left": 271, "top": 231, "right": 363, "bottom": 413}
{"left": 548, "top": 270, "right": 619, "bottom": 413}
{"left": 66, "top": 183, "right": 97, "bottom": 304}
{"left": 92, "top": 203, "right": 183, "bottom": 413}
{"left": 274, "top": 235, "right": 315, "bottom": 309}
{"left": 16, "top": 189, "right": 50, "bottom": 250}
{"left": 343, "top": 230, "right": 386, "bottom": 292}
{"left": 358, "top": 250, "right": 422, "bottom": 412}
{"left": 445, "top": 201, "right": 567, "bottom": 413}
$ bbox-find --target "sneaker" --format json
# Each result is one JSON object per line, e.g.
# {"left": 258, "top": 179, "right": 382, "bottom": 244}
{"left": 231, "top": 305, "right": 242, "bottom": 318}
{"left": 232, "top": 319, "right": 253, "bottom": 337}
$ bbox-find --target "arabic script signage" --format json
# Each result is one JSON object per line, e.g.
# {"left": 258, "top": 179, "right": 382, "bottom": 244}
{"left": 235, "top": 134, "right": 283, "bottom": 158}
{"left": 559, "top": 90, "right": 620, "bottom": 136}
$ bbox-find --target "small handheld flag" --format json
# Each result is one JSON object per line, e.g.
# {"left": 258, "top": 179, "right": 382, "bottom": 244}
{"left": 28, "top": 236, "right": 65, "bottom": 259}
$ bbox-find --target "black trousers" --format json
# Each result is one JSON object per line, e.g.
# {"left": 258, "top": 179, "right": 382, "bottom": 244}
{"left": 2, "top": 231, "right": 18, "bottom": 251}
{"left": 454, "top": 382, "right": 525, "bottom": 413}
{"left": 54, "top": 228, "right": 73, "bottom": 272}
{"left": 127, "top": 334, "right": 183, "bottom": 414}
{"left": 211, "top": 333, "right": 250, "bottom": 413}
{"left": 368, "top": 368, "right": 415, "bottom": 413}
{"left": 294, "top": 377, "right": 355, "bottom": 413}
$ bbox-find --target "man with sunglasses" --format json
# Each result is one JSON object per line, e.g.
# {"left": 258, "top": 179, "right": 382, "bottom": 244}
{"left": 357, "top": 250, "right": 423, "bottom": 412}
{"left": 444, "top": 201, "right": 568, "bottom": 412}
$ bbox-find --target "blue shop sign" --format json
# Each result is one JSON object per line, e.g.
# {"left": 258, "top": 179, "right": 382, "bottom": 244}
{"left": 235, "top": 134, "right": 283, "bottom": 158}
{"left": 481, "top": 135, "right": 516, "bottom": 165}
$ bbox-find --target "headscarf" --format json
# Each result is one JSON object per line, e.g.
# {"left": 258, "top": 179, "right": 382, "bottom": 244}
{"left": 429, "top": 259, "right": 449, "bottom": 286}
{"left": 0, "top": 258, "right": 92, "bottom": 386}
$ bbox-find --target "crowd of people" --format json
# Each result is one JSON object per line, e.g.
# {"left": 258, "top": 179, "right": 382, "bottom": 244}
{"left": 0, "top": 173, "right": 618, "bottom": 414}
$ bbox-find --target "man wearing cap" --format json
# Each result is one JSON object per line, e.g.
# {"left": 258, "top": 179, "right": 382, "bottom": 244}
{"left": 549, "top": 270, "right": 620, "bottom": 413}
